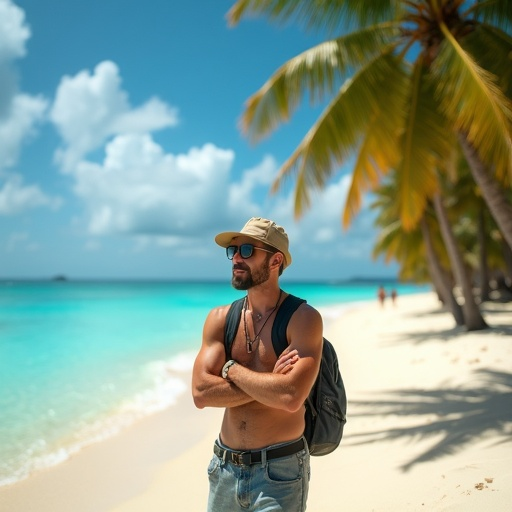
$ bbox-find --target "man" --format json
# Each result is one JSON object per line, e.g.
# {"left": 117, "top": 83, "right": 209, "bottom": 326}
{"left": 192, "top": 217, "right": 323, "bottom": 511}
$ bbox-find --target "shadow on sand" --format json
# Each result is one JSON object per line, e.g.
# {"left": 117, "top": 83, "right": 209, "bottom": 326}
{"left": 383, "top": 316, "right": 512, "bottom": 345}
{"left": 347, "top": 369, "right": 512, "bottom": 471}
{"left": 393, "top": 300, "right": 512, "bottom": 342}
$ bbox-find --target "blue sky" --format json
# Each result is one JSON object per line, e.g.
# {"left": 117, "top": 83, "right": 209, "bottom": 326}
{"left": 1, "top": 0, "right": 398, "bottom": 281}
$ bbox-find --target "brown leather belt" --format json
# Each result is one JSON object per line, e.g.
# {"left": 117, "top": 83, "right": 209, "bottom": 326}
{"left": 213, "top": 437, "right": 305, "bottom": 466}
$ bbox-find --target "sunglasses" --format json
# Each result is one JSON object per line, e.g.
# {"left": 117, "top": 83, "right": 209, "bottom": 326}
{"left": 226, "top": 244, "right": 275, "bottom": 260}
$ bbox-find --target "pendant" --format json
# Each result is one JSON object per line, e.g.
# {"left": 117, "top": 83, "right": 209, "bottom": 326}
{"left": 246, "top": 336, "right": 258, "bottom": 353}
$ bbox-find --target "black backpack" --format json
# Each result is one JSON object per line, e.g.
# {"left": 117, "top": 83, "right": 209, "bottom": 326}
{"left": 224, "top": 293, "right": 347, "bottom": 456}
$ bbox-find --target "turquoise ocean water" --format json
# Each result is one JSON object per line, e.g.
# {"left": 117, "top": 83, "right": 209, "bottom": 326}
{"left": 0, "top": 279, "right": 427, "bottom": 486}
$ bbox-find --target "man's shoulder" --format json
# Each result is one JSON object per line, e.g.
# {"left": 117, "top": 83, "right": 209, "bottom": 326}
{"left": 205, "top": 303, "right": 231, "bottom": 326}
{"left": 295, "top": 302, "right": 322, "bottom": 322}
{"left": 203, "top": 303, "right": 235, "bottom": 346}
{"left": 283, "top": 294, "right": 319, "bottom": 316}
{"left": 282, "top": 297, "right": 322, "bottom": 334}
{"left": 208, "top": 298, "right": 244, "bottom": 325}
{"left": 209, "top": 302, "right": 232, "bottom": 318}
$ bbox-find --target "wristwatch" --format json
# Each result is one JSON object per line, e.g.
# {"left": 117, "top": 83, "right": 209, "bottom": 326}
{"left": 222, "top": 359, "right": 237, "bottom": 380}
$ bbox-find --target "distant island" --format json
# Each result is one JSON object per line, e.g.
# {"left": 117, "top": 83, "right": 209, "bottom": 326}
{"left": 52, "top": 275, "right": 68, "bottom": 282}
{"left": 347, "top": 276, "right": 400, "bottom": 284}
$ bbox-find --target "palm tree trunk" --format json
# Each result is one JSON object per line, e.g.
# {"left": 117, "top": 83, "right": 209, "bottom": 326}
{"left": 503, "top": 241, "right": 512, "bottom": 285}
{"left": 432, "top": 193, "right": 488, "bottom": 330}
{"left": 478, "top": 207, "right": 490, "bottom": 302}
{"left": 459, "top": 134, "right": 512, "bottom": 251}
{"left": 420, "top": 215, "right": 464, "bottom": 326}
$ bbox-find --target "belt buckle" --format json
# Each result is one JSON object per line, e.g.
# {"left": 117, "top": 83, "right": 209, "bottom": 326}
{"left": 231, "top": 451, "right": 249, "bottom": 466}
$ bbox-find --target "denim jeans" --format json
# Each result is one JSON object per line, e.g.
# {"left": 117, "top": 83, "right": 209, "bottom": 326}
{"left": 207, "top": 437, "right": 310, "bottom": 511}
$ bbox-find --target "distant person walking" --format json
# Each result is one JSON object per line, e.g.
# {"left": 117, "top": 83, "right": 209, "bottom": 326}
{"left": 391, "top": 289, "right": 397, "bottom": 306}
{"left": 377, "top": 286, "right": 386, "bottom": 307}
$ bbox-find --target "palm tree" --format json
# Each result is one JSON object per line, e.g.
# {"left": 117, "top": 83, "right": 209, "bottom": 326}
{"left": 432, "top": 191, "right": 488, "bottom": 329}
{"left": 372, "top": 178, "right": 466, "bottom": 326}
{"left": 443, "top": 157, "right": 510, "bottom": 302}
{"left": 228, "top": 1, "right": 512, "bottom": 247}
{"left": 420, "top": 213, "right": 465, "bottom": 326}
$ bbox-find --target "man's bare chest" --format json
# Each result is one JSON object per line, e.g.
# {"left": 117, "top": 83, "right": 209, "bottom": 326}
{"left": 230, "top": 320, "right": 277, "bottom": 372}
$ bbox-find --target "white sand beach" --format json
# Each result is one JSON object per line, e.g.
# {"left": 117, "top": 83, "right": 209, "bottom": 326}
{"left": 1, "top": 291, "right": 511, "bottom": 511}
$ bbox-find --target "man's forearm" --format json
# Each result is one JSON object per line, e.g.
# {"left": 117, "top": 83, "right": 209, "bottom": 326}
{"left": 193, "top": 371, "right": 254, "bottom": 409}
{"left": 226, "top": 363, "right": 303, "bottom": 412}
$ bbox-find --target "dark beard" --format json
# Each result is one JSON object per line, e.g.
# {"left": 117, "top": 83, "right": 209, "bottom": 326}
{"left": 232, "top": 257, "right": 271, "bottom": 290}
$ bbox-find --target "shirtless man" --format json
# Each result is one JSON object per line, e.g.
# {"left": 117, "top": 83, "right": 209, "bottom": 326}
{"left": 192, "top": 217, "right": 323, "bottom": 511}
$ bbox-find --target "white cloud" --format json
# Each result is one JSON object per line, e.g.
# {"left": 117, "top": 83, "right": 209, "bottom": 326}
{"left": 50, "top": 61, "right": 179, "bottom": 170}
{"left": 0, "top": 93, "right": 48, "bottom": 169}
{"left": 0, "top": 1, "right": 48, "bottom": 170}
{"left": 303, "top": 176, "right": 351, "bottom": 243}
{"left": 42, "top": 53, "right": 376, "bottom": 263}
{"left": 228, "top": 154, "right": 278, "bottom": 212}
{"left": 0, "top": 174, "right": 62, "bottom": 215}
{"left": 71, "top": 134, "right": 235, "bottom": 236}
{"left": 0, "top": 0, "right": 30, "bottom": 62}
{"left": 268, "top": 174, "right": 351, "bottom": 246}
{"left": 64, "top": 126, "right": 377, "bottom": 268}
{"left": 0, "top": 3, "right": 57, "bottom": 228}
{"left": 111, "top": 97, "right": 178, "bottom": 134}
{"left": 260, "top": 172, "right": 378, "bottom": 264}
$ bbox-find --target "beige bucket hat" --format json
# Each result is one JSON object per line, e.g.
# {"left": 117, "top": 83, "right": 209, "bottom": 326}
{"left": 215, "top": 217, "right": 292, "bottom": 268}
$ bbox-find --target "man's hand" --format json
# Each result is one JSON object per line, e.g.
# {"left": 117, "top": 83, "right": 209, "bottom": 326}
{"left": 273, "top": 348, "right": 300, "bottom": 374}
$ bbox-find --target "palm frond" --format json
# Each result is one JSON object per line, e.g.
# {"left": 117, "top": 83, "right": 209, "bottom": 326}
{"left": 372, "top": 220, "right": 404, "bottom": 263}
{"left": 342, "top": 137, "right": 389, "bottom": 229}
{"left": 241, "top": 24, "right": 400, "bottom": 141}
{"left": 433, "top": 25, "right": 512, "bottom": 182}
{"left": 461, "top": 23, "right": 512, "bottom": 98}
{"left": 271, "top": 52, "right": 409, "bottom": 218}
{"left": 372, "top": 216, "right": 426, "bottom": 273}
{"left": 394, "top": 58, "right": 456, "bottom": 231}
{"left": 465, "top": 0, "right": 512, "bottom": 32}
{"left": 370, "top": 177, "right": 434, "bottom": 280}
{"left": 228, "top": 0, "right": 403, "bottom": 32}
{"left": 342, "top": 63, "right": 410, "bottom": 227}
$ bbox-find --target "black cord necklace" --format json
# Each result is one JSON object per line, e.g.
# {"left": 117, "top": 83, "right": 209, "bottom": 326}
{"left": 243, "top": 289, "right": 282, "bottom": 353}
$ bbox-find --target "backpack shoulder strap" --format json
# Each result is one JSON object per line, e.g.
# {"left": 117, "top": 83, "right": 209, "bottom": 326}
{"left": 271, "top": 293, "right": 306, "bottom": 357}
{"left": 224, "top": 297, "right": 245, "bottom": 359}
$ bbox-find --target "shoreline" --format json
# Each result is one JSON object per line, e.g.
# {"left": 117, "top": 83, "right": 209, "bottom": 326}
{"left": 0, "top": 385, "right": 224, "bottom": 512}
{"left": 0, "top": 351, "right": 198, "bottom": 489}
{"left": 1, "top": 292, "right": 511, "bottom": 511}
{"left": 0, "top": 296, "right": 370, "bottom": 490}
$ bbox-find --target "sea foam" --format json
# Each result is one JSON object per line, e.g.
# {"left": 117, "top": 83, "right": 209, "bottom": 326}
{"left": 0, "top": 351, "right": 195, "bottom": 488}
